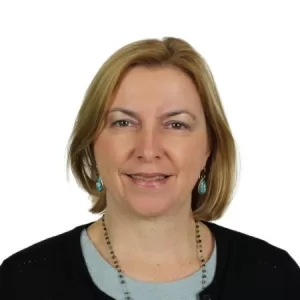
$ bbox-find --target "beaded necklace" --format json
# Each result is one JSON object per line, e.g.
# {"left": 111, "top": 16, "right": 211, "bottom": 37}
{"left": 101, "top": 214, "right": 207, "bottom": 300}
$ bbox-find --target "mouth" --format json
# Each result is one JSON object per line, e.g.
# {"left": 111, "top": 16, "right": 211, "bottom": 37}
{"left": 127, "top": 174, "right": 170, "bottom": 180}
{"left": 124, "top": 173, "right": 172, "bottom": 187}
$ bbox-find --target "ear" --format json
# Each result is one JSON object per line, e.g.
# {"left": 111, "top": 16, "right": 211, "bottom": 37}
{"left": 204, "top": 143, "right": 211, "bottom": 165}
{"left": 205, "top": 131, "right": 212, "bottom": 162}
{"left": 205, "top": 149, "right": 211, "bottom": 160}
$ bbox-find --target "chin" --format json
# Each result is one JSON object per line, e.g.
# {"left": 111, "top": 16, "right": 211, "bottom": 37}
{"left": 126, "top": 196, "right": 175, "bottom": 218}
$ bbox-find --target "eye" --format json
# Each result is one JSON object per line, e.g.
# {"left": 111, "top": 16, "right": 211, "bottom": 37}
{"left": 111, "top": 119, "right": 134, "bottom": 127}
{"left": 166, "top": 122, "right": 189, "bottom": 130}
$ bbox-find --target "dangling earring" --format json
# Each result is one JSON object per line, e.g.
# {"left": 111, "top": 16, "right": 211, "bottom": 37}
{"left": 95, "top": 170, "right": 104, "bottom": 192}
{"left": 198, "top": 168, "right": 207, "bottom": 195}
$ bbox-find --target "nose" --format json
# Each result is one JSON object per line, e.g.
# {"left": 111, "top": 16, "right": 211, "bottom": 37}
{"left": 134, "top": 128, "right": 162, "bottom": 161}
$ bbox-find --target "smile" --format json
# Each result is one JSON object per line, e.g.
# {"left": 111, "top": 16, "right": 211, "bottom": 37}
{"left": 125, "top": 174, "right": 171, "bottom": 188}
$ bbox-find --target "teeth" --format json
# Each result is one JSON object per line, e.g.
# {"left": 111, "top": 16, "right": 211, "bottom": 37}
{"left": 130, "top": 175, "right": 166, "bottom": 181}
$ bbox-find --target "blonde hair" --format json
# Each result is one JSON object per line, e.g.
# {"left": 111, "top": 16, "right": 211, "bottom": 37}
{"left": 67, "top": 37, "right": 238, "bottom": 221}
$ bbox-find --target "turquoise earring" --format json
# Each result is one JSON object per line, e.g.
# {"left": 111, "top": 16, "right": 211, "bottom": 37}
{"left": 198, "top": 169, "right": 207, "bottom": 195}
{"left": 96, "top": 175, "right": 104, "bottom": 192}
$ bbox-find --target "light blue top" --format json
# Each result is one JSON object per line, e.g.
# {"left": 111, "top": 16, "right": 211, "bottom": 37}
{"left": 80, "top": 228, "right": 216, "bottom": 300}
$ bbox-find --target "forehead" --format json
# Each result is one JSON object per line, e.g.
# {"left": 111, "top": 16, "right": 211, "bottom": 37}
{"left": 111, "top": 66, "right": 202, "bottom": 112}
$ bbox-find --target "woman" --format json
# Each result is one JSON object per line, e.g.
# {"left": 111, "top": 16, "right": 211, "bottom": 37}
{"left": 0, "top": 37, "right": 299, "bottom": 300}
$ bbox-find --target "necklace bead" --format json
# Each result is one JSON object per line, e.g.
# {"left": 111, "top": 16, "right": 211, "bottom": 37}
{"left": 101, "top": 215, "right": 207, "bottom": 299}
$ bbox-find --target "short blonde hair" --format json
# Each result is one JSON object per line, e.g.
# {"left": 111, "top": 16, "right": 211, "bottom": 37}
{"left": 67, "top": 37, "right": 238, "bottom": 221}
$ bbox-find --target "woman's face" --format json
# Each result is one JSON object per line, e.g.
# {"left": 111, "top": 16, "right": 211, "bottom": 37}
{"left": 94, "top": 66, "right": 210, "bottom": 217}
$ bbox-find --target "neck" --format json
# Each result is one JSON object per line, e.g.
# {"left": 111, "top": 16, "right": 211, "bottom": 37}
{"left": 101, "top": 204, "right": 198, "bottom": 263}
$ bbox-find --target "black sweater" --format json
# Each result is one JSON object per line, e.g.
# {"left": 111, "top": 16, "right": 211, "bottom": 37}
{"left": 0, "top": 221, "right": 299, "bottom": 300}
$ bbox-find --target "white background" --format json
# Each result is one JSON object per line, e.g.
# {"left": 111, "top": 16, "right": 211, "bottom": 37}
{"left": 0, "top": 1, "right": 299, "bottom": 265}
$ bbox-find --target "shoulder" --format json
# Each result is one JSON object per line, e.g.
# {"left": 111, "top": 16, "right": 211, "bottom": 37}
{"left": 1, "top": 222, "right": 86, "bottom": 265}
{"left": 0, "top": 222, "right": 91, "bottom": 298}
{"left": 206, "top": 221, "right": 295, "bottom": 262}
{"left": 205, "top": 221, "right": 300, "bottom": 294}
{"left": 206, "top": 221, "right": 278, "bottom": 248}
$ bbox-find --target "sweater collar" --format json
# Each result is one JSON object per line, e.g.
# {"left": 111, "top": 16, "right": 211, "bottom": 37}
{"left": 64, "top": 220, "right": 230, "bottom": 300}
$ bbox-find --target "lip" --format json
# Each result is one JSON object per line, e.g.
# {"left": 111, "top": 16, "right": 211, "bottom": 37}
{"left": 126, "top": 172, "right": 171, "bottom": 177}
{"left": 124, "top": 173, "right": 172, "bottom": 188}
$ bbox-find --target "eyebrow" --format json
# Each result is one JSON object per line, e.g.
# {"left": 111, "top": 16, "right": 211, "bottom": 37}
{"left": 107, "top": 108, "right": 197, "bottom": 121}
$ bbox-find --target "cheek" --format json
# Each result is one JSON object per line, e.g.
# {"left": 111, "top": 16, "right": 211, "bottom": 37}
{"left": 170, "top": 135, "right": 208, "bottom": 171}
{"left": 94, "top": 133, "right": 130, "bottom": 171}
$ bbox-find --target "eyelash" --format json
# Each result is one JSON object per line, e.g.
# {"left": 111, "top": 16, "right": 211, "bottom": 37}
{"left": 111, "top": 120, "right": 190, "bottom": 130}
{"left": 111, "top": 120, "right": 133, "bottom": 127}
{"left": 167, "top": 122, "right": 189, "bottom": 130}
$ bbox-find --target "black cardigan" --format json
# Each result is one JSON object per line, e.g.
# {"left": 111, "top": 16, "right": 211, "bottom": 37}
{"left": 0, "top": 221, "right": 299, "bottom": 300}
